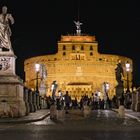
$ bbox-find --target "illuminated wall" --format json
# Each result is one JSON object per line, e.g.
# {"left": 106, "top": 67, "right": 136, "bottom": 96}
{"left": 24, "top": 35, "right": 132, "bottom": 100}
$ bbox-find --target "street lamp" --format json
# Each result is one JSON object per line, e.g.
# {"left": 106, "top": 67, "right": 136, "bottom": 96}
{"left": 39, "top": 64, "right": 47, "bottom": 97}
{"left": 35, "top": 63, "right": 40, "bottom": 93}
{"left": 125, "top": 61, "right": 130, "bottom": 93}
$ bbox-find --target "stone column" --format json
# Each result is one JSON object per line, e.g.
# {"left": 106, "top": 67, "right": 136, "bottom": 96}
{"left": 28, "top": 90, "right": 34, "bottom": 112}
{"left": 36, "top": 93, "right": 40, "bottom": 109}
{"left": 24, "top": 87, "right": 30, "bottom": 115}
{"left": 135, "top": 90, "right": 140, "bottom": 112}
{"left": 39, "top": 96, "right": 42, "bottom": 109}
{"left": 0, "top": 75, "right": 26, "bottom": 117}
{"left": 131, "top": 90, "right": 136, "bottom": 111}
{"left": 32, "top": 91, "right": 37, "bottom": 112}
{"left": 41, "top": 98, "right": 46, "bottom": 109}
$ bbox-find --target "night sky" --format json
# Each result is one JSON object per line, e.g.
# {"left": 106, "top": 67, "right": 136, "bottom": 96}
{"left": 0, "top": 0, "right": 140, "bottom": 87}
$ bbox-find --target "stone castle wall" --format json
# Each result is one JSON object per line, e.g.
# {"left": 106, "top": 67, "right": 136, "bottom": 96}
{"left": 24, "top": 35, "right": 132, "bottom": 100}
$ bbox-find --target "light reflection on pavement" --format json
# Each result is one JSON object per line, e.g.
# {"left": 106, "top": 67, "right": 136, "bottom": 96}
{"left": 0, "top": 110, "right": 140, "bottom": 140}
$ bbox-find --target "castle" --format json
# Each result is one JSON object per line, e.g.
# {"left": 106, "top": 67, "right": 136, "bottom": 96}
{"left": 24, "top": 32, "right": 132, "bottom": 100}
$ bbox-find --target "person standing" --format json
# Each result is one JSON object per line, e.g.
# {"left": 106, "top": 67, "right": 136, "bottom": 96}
{"left": 64, "top": 91, "right": 71, "bottom": 113}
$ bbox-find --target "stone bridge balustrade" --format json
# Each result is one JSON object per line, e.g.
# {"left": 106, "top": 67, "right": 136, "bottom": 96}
{"left": 135, "top": 88, "right": 140, "bottom": 112}
{"left": 23, "top": 87, "right": 30, "bottom": 115}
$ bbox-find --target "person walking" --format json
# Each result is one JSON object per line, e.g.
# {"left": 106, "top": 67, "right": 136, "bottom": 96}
{"left": 64, "top": 91, "right": 71, "bottom": 113}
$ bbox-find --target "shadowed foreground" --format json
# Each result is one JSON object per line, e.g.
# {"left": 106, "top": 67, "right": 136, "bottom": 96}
{"left": 0, "top": 110, "right": 140, "bottom": 140}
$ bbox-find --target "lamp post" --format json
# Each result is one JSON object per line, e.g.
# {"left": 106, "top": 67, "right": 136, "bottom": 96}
{"left": 35, "top": 64, "right": 40, "bottom": 93}
{"left": 39, "top": 64, "right": 47, "bottom": 97}
{"left": 125, "top": 61, "right": 130, "bottom": 93}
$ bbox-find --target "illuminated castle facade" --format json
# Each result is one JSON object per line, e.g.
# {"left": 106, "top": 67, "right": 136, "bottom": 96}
{"left": 24, "top": 34, "right": 132, "bottom": 100}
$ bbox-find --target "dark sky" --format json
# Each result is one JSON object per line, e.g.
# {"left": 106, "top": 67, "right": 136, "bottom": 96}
{"left": 1, "top": 0, "right": 140, "bottom": 87}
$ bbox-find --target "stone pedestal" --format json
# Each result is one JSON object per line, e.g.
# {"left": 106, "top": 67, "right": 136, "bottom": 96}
{"left": 50, "top": 104, "right": 57, "bottom": 120}
{"left": 24, "top": 88, "right": 30, "bottom": 115}
{"left": 131, "top": 91, "right": 136, "bottom": 111}
{"left": 42, "top": 98, "right": 47, "bottom": 109}
{"left": 39, "top": 96, "right": 42, "bottom": 109}
{"left": 32, "top": 92, "right": 37, "bottom": 111}
{"left": 135, "top": 91, "right": 140, "bottom": 112}
{"left": 0, "top": 75, "right": 26, "bottom": 117}
{"left": 118, "top": 105, "right": 125, "bottom": 118}
{"left": 83, "top": 105, "right": 91, "bottom": 118}
{"left": 116, "top": 84, "right": 124, "bottom": 107}
{"left": 36, "top": 94, "right": 40, "bottom": 109}
{"left": 28, "top": 90, "right": 34, "bottom": 112}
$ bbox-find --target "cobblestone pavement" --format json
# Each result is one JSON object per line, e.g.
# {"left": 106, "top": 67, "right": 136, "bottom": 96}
{"left": 0, "top": 110, "right": 140, "bottom": 140}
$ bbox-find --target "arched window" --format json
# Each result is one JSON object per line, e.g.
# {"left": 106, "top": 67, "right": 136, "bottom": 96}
{"left": 72, "top": 45, "right": 75, "bottom": 50}
{"left": 90, "top": 52, "right": 93, "bottom": 56}
{"left": 90, "top": 46, "right": 93, "bottom": 50}
{"left": 63, "top": 52, "right": 66, "bottom": 56}
{"left": 63, "top": 45, "right": 66, "bottom": 50}
{"left": 81, "top": 45, "right": 84, "bottom": 50}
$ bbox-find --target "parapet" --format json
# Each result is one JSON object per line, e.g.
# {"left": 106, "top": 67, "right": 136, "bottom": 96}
{"left": 60, "top": 35, "right": 96, "bottom": 42}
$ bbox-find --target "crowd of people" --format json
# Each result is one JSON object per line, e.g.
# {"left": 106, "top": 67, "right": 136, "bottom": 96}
{"left": 45, "top": 91, "right": 132, "bottom": 112}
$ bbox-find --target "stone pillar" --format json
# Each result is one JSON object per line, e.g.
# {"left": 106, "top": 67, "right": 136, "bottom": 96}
{"left": 32, "top": 92, "right": 37, "bottom": 112}
{"left": 36, "top": 93, "right": 40, "bottom": 109}
{"left": 28, "top": 90, "right": 34, "bottom": 112}
{"left": 39, "top": 96, "right": 42, "bottom": 109}
{"left": 135, "top": 90, "right": 140, "bottom": 112}
{"left": 0, "top": 75, "right": 26, "bottom": 117}
{"left": 41, "top": 97, "right": 47, "bottom": 109}
{"left": 24, "top": 87, "right": 30, "bottom": 115}
{"left": 131, "top": 90, "right": 136, "bottom": 111}
{"left": 50, "top": 103, "right": 57, "bottom": 120}
{"left": 118, "top": 105, "right": 125, "bottom": 118}
{"left": 116, "top": 85, "right": 124, "bottom": 107}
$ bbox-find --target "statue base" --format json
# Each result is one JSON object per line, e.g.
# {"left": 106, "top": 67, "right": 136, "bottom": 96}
{"left": 0, "top": 75, "right": 26, "bottom": 117}
{"left": 83, "top": 105, "right": 91, "bottom": 118}
{"left": 135, "top": 102, "right": 140, "bottom": 112}
{"left": 50, "top": 104, "right": 57, "bottom": 120}
{"left": 118, "top": 105, "right": 125, "bottom": 118}
{"left": 116, "top": 84, "right": 124, "bottom": 106}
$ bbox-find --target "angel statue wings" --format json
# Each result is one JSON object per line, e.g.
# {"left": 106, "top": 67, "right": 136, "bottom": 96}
{"left": 74, "top": 21, "right": 82, "bottom": 30}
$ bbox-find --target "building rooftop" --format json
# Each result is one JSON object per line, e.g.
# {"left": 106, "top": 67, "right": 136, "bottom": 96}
{"left": 60, "top": 35, "right": 96, "bottom": 42}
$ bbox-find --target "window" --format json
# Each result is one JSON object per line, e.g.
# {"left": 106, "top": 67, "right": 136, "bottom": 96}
{"left": 90, "top": 46, "right": 93, "bottom": 50}
{"left": 63, "top": 45, "right": 66, "bottom": 50}
{"left": 72, "top": 45, "right": 75, "bottom": 50}
{"left": 63, "top": 52, "right": 66, "bottom": 56}
{"left": 90, "top": 52, "right": 93, "bottom": 56}
{"left": 81, "top": 45, "right": 84, "bottom": 50}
